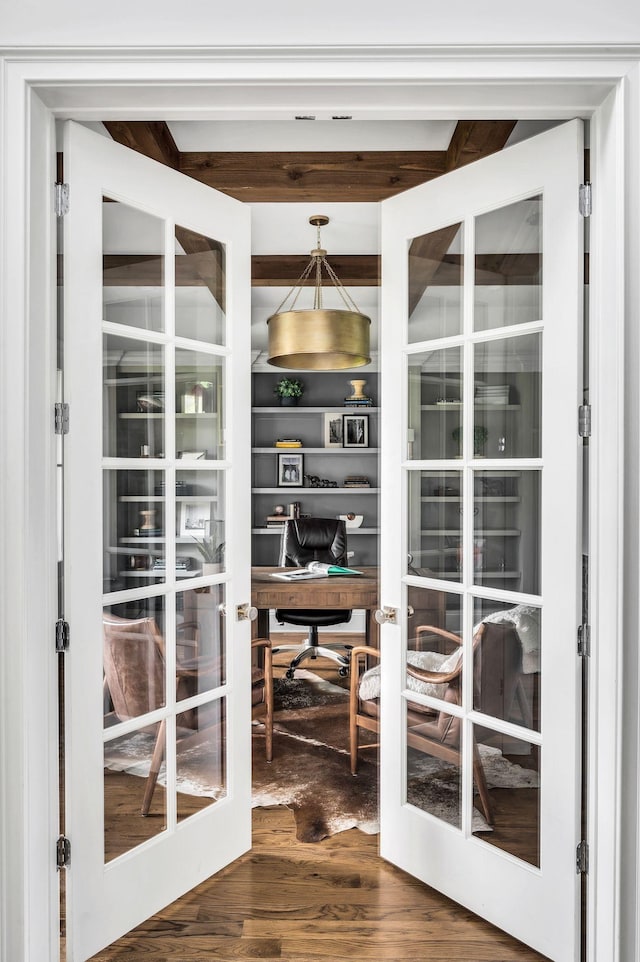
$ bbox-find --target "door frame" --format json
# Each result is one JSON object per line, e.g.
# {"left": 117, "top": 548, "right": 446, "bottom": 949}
{"left": 0, "top": 46, "right": 634, "bottom": 962}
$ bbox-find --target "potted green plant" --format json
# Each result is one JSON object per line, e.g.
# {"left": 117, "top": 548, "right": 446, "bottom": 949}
{"left": 192, "top": 536, "right": 225, "bottom": 575}
{"left": 451, "top": 424, "right": 489, "bottom": 458}
{"left": 274, "top": 377, "right": 304, "bottom": 406}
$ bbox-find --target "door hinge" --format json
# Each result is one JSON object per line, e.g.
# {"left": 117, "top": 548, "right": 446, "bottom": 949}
{"left": 54, "top": 182, "right": 69, "bottom": 217}
{"left": 55, "top": 402, "right": 69, "bottom": 435}
{"left": 56, "top": 835, "right": 71, "bottom": 869}
{"left": 55, "top": 619, "right": 70, "bottom": 653}
{"left": 578, "top": 624, "right": 590, "bottom": 658}
{"left": 578, "top": 404, "right": 591, "bottom": 438}
{"left": 576, "top": 840, "right": 589, "bottom": 874}
{"left": 579, "top": 182, "right": 592, "bottom": 217}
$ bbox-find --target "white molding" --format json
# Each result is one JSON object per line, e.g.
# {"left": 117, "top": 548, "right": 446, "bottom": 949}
{"left": 0, "top": 47, "right": 636, "bottom": 962}
{"left": 0, "top": 79, "right": 59, "bottom": 962}
{"left": 587, "top": 80, "right": 627, "bottom": 962}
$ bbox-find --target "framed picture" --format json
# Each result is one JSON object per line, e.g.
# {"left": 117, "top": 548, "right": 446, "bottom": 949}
{"left": 178, "top": 502, "right": 211, "bottom": 538}
{"left": 343, "top": 413, "right": 369, "bottom": 448}
{"left": 323, "top": 412, "right": 344, "bottom": 448}
{"left": 277, "top": 452, "right": 304, "bottom": 487}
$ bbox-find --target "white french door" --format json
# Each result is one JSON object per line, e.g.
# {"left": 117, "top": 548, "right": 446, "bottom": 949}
{"left": 62, "top": 121, "right": 252, "bottom": 961}
{"left": 379, "top": 120, "right": 584, "bottom": 961}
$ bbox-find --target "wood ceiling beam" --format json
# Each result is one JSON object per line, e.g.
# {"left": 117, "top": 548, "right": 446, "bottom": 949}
{"left": 177, "top": 151, "right": 447, "bottom": 202}
{"left": 103, "top": 121, "right": 180, "bottom": 169}
{"left": 102, "top": 252, "right": 537, "bottom": 287}
{"left": 251, "top": 254, "right": 379, "bottom": 287}
{"left": 407, "top": 120, "right": 518, "bottom": 313}
{"left": 446, "top": 120, "right": 518, "bottom": 172}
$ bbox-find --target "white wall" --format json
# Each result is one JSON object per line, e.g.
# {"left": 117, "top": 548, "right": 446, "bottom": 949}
{"left": 1, "top": 0, "right": 640, "bottom": 46}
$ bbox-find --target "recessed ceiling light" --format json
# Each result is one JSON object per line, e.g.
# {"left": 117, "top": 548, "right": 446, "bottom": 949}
{"left": 332, "top": 115, "right": 353, "bottom": 120}
{"left": 294, "top": 115, "right": 316, "bottom": 121}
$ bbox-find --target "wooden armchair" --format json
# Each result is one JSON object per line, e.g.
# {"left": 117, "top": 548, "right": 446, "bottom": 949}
{"left": 251, "top": 637, "right": 273, "bottom": 762}
{"left": 103, "top": 615, "right": 274, "bottom": 815}
{"left": 349, "top": 621, "right": 528, "bottom": 827}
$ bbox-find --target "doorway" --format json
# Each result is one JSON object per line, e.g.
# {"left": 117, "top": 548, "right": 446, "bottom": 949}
{"left": 0, "top": 52, "right": 632, "bottom": 960}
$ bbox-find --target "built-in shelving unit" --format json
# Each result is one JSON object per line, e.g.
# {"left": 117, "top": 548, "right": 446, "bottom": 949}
{"left": 251, "top": 371, "right": 380, "bottom": 566}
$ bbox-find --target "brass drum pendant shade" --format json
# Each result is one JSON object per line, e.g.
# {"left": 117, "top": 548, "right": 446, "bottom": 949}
{"left": 267, "top": 215, "right": 371, "bottom": 371}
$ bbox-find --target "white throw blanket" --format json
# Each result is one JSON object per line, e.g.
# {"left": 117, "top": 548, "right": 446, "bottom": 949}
{"left": 358, "top": 604, "right": 541, "bottom": 702}
{"left": 358, "top": 648, "right": 461, "bottom": 701}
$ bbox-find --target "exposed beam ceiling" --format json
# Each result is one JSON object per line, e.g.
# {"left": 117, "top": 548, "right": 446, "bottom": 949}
{"left": 103, "top": 120, "right": 516, "bottom": 204}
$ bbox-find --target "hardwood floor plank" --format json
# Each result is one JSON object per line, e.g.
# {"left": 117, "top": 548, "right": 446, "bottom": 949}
{"left": 90, "top": 767, "right": 549, "bottom": 962}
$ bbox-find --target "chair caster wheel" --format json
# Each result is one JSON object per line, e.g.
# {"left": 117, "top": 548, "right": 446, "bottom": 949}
{"left": 285, "top": 668, "right": 295, "bottom": 680}
{"left": 338, "top": 667, "right": 348, "bottom": 677}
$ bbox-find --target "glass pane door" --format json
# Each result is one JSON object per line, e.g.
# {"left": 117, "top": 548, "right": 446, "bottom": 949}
{"left": 63, "top": 121, "right": 251, "bottom": 961}
{"left": 380, "top": 120, "right": 583, "bottom": 962}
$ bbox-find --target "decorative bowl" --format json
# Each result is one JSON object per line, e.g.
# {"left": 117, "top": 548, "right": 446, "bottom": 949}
{"left": 338, "top": 513, "right": 363, "bottom": 528}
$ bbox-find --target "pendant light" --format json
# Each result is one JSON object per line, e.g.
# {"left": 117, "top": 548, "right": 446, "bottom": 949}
{"left": 267, "top": 215, "right": 371, "bottom": 370}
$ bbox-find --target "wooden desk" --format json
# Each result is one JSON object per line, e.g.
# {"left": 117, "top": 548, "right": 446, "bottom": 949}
{"left": 251, "top": 566, "right": 380, "bottom": 648}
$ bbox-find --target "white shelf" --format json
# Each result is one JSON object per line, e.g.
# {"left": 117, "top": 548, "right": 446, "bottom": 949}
{"left": 118, "top": 495, "right": 218, "bottom": 502}
{"left": 118, "top": 570, "right": 199, "bottom": 579}
{"left": 426, "top": 570, "right": 521, "bottom": 580}
{"left": 119, "top": 536, "right": 211, "bottom": 544}
{"left": 421, "top": 403, "right": 520, "bottom": 411}
{"left": 420, "top": 528, "right": 520, "bottom": 536}
{"left": 252, "top": 487, "right": 379, "bottom": 495}
{"left": 119, "top": 412, "right": 218, "bottom": 419}
{"left": 252, "top": 406, "right": 379, "bottom": 414}
{"left": 253, "top": 447, "right": 378, "bottom": 455}
{"left": 421, "top": 496, "right": 520, "bottom": 503}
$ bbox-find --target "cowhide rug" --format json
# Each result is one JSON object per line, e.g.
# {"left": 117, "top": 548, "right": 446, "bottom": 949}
{"left": 103, "top": 669, "right": 539, "bottom": 844}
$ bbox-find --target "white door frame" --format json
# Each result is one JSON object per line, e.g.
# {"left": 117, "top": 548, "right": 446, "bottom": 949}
{"left": 0, "top": 47, "right": 636, "bottom": 962}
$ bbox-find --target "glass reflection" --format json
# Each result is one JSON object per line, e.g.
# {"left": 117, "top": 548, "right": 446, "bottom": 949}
{"left": 473, "top": 597, "right": 540, "bottom": 732}
{"left": 175, "top": 350, "right": 224, "bottom": 460}
{"left": 102, "top": 197, "right": 165, "bottom": 334}
{"left": 103, "top": 598, "right": 167, "bottom": 729}
{"left": 176, "top": 586, "right": 226, "bottom": 695}
{"left": 408, "top": 222, "right": 463, "bottom": 342}
{"left": 175, "top": 470, "right": 225, "bottom": 575}
{"left": 407, "top": 472, "right": 463, "bottom": 581}
{"left": 474, "top": 195, "right": 542, "bottom": 333}
{"left": 176, "top": 699, "right": 227, "bottom": 823}
{"left": 175, "top": 225, "right": 226, "bottom": 345}
{"left": 406, "top": 708, "right": 462, "bottom": 829}
{"left": 473, "top": 470, "right": 540, "bottom": 596}
{"left": 407, "top": 346, "right": 463, "bottom": 460}
{"left": 471, "top": 726, "right": 540, "bottom": 867}
{"left": 104, "top": 727, "right": 166, "bottom": 862}
{"left": 473, "top": 332, "right": 541, "bottom": 460}
{"left": 103, "top": 333, "right": 165, "bottom": 460}
{"left": 103, "top": 469, "right": 166, "bottom": 593}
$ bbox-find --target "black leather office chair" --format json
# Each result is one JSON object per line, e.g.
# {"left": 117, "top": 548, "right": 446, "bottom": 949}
{"left": 274, "top": 517, "right": 353, "bottom": 679}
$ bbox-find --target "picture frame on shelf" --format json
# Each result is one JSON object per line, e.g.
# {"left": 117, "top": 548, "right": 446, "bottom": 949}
{"left": 178, "top": 502, "right": 211, "bottom": 538}
{"left": 343, "top": 414, "right": 369, "bottom": 448}
{"left": 323, "top": 412, "right": 344, "bottom": 448}
{"left": 277, "top": 452, "right": 304, "bottom": 487}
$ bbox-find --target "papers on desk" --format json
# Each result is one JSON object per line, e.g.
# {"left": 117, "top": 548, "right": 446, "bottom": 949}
{"left": 270, "top": 562, "right": 362, "bottom": 581}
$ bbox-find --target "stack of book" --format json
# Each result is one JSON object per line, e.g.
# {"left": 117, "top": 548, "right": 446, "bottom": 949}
{"left": 274, "top": 438, "right": 303, "bottom": 448}
{"left": 343, "top": 475, "right": 371, "bottom": 488}
{"left": 344, "top": 396, "right": 373, "bottom": 407}
{"left": 476, "top": 384, "right": 510, "bottom": 405}
{"left": 152, "top": 557, "right": 194, "bottom": 571}
{"left": 265, "top": 515, "right": 289, "bottom": 527}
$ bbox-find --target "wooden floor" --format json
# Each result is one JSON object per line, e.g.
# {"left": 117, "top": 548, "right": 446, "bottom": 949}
{"left": 80, "top": 651, "right": 549, "bottom": 962}
{"left": 88, "top": 803, "right": 548, "bottom": 962}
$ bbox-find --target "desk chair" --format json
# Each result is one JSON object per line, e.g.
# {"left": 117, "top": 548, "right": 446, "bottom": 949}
{"left": 274, "top": 517, "right": 353, "bottom": 679}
